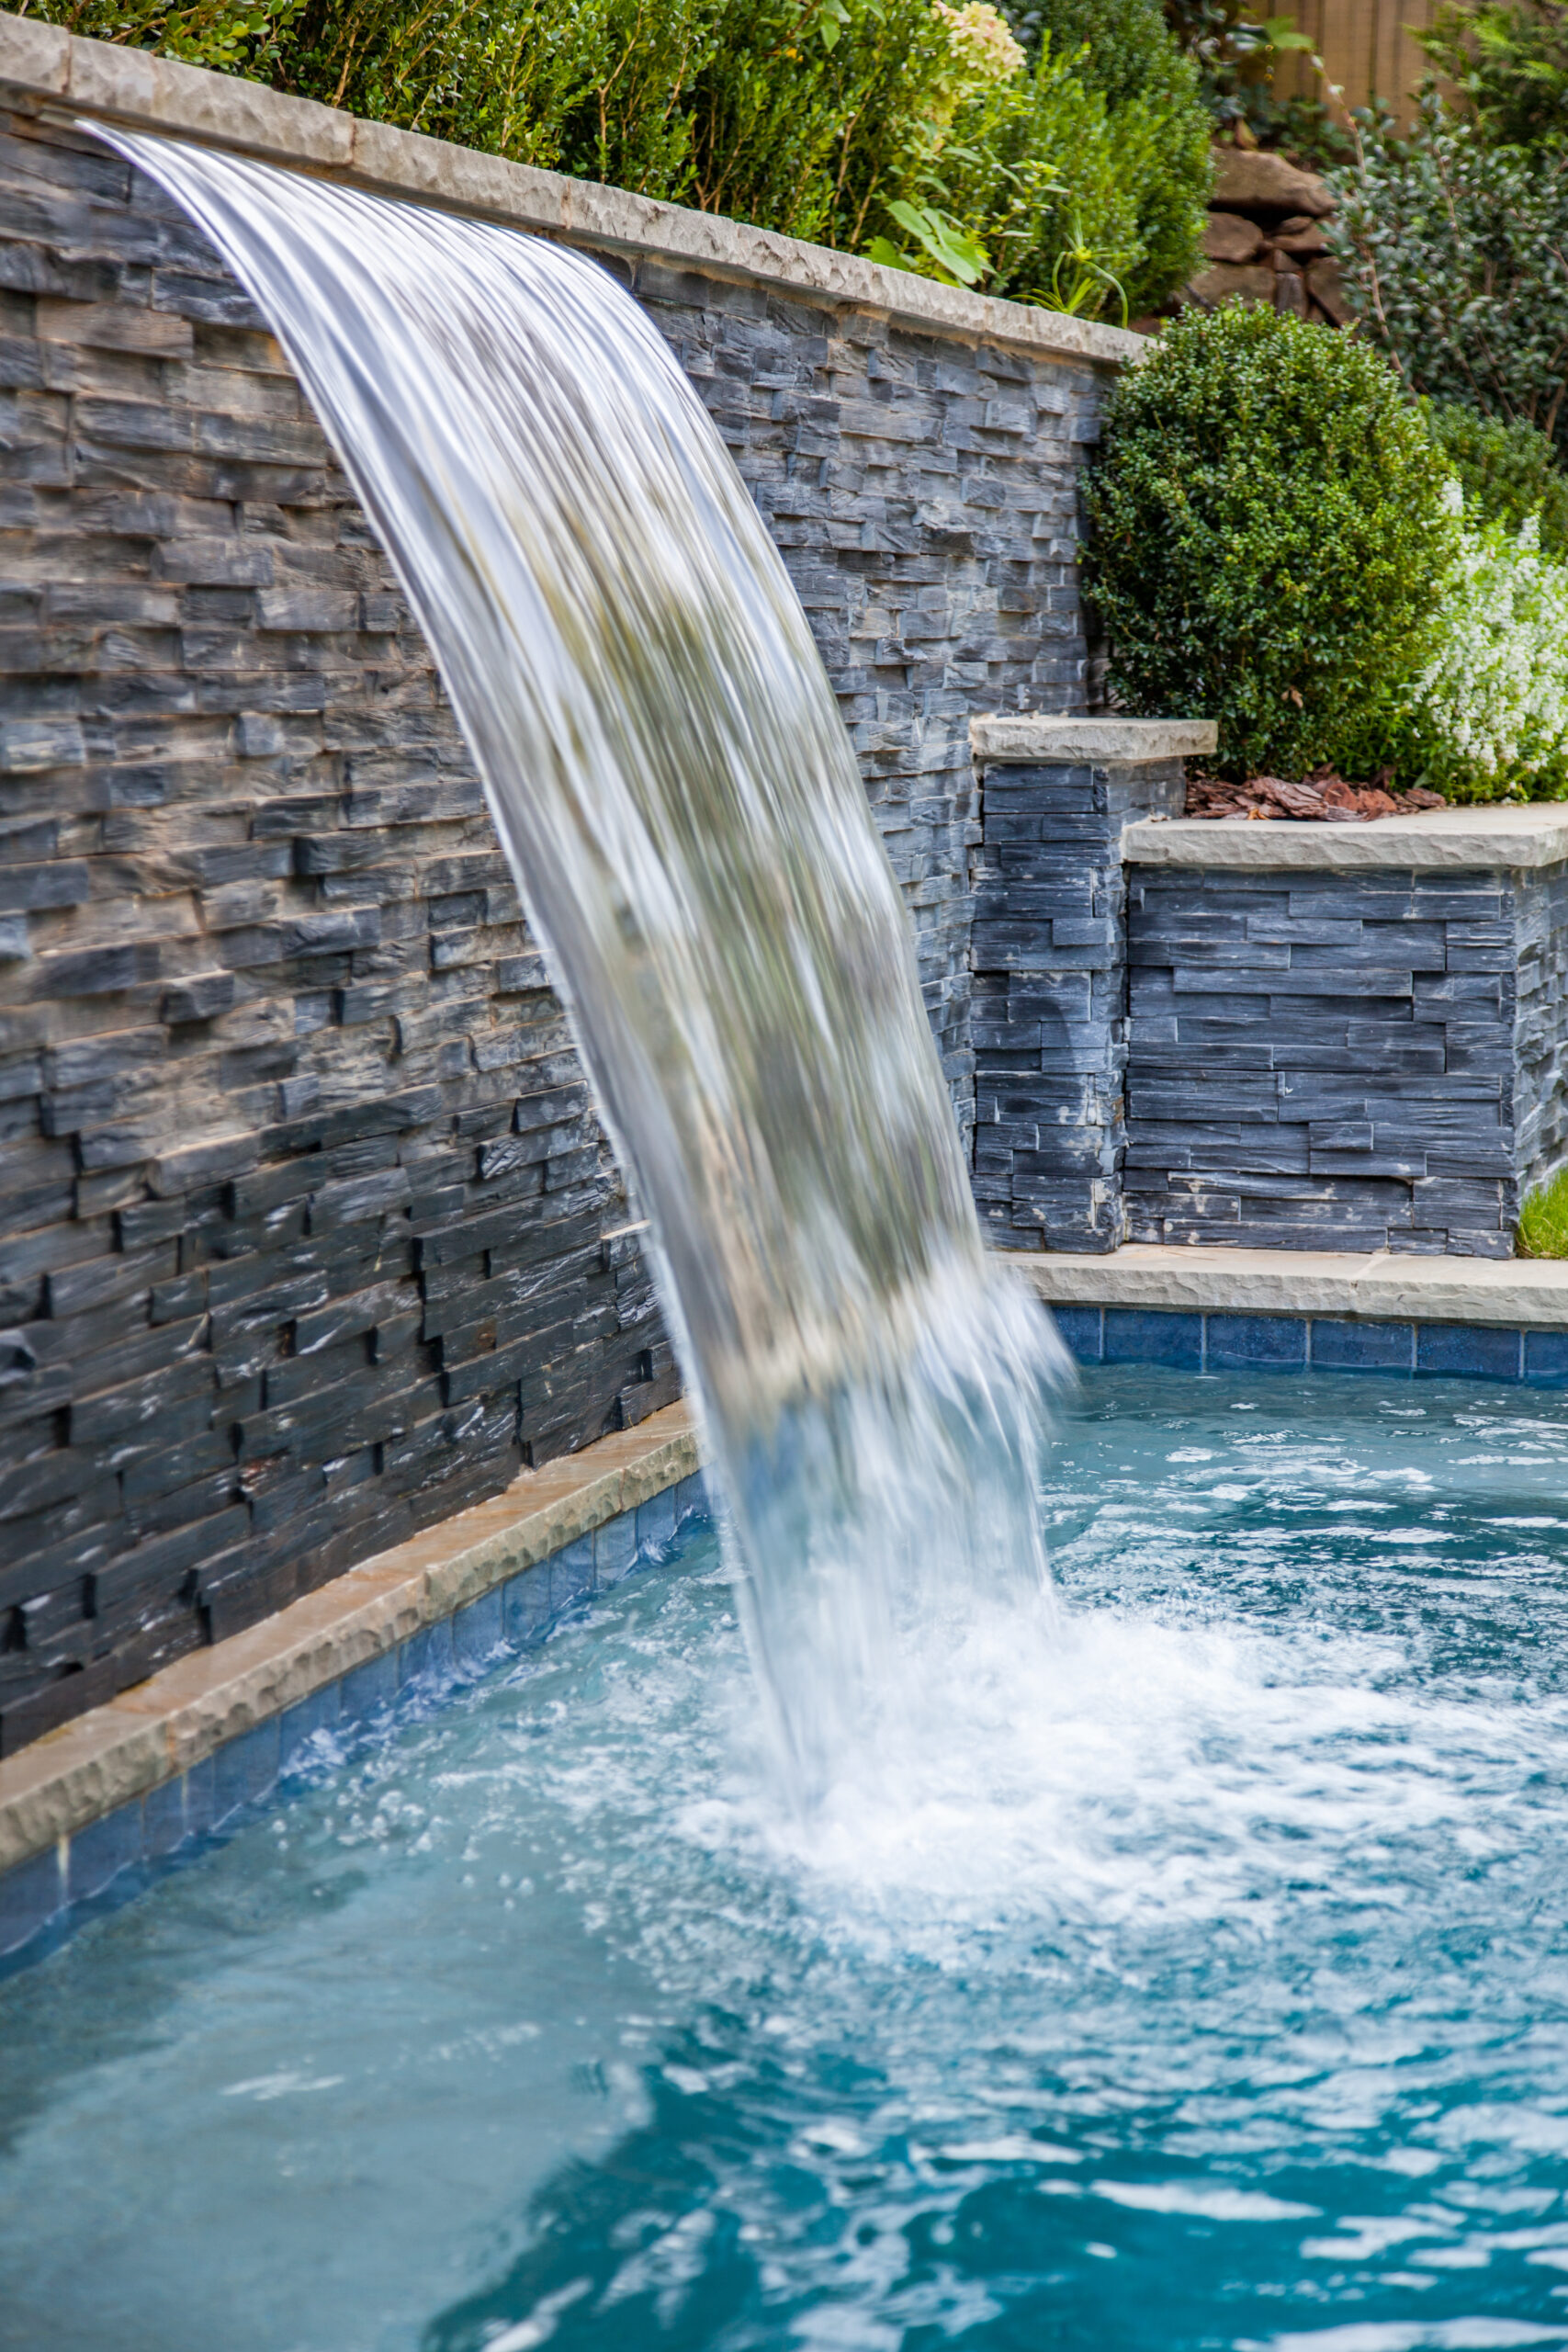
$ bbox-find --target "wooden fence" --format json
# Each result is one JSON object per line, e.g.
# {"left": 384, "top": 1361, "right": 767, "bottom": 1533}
{"left": 1273, "top": 0, "right": 1441, "bottom": 123}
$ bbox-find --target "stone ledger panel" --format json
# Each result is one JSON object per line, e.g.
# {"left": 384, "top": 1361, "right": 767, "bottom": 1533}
{"left": 0, "top": 108, "right": 1102, "bottom": 1755}
{"left": 972, "top": 743, "right": 1186, "bottom": 1252}
{"left": 1122, "top": 865, "right": 1568, "bottom": 1257}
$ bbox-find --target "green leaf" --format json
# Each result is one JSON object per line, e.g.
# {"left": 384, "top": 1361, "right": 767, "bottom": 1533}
{"left": 884, "top": 198, "right": 987, "bottom": 287}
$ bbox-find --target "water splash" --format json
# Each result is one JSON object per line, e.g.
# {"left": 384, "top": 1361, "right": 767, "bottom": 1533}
{"left": 98, "top": 132, "right": 1065, "bottom": 1799}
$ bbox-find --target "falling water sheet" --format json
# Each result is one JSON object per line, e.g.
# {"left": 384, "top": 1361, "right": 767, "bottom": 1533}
{"left": 90, "top": 130, "right": 1065, "bottom": 1795}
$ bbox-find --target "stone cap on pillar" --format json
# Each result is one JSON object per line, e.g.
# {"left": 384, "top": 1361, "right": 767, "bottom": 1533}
{"left": 970, "top": 715, "right": 1218, "bottom": 764}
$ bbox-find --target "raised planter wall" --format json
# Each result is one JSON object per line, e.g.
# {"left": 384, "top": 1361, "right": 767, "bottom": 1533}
{"left": 1122, "top": 819, "right": 1568, "bottom": 1260}
{"left": 972, "top": 729, "right": 1568, "bottom": 1265}
{"left": 0, "top": 20, "right": 1131, "bottom": 1757}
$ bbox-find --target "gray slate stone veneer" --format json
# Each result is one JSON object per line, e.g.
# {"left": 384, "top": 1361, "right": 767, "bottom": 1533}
{"left": 972, "top": 752, "right": 1184, "bottom": 1251}
{"left": 0, "top": 107, "right": 1105, "bottom": 1753}
{"left": 1124, "top": 865, "right": 1568, "bottom": 1256}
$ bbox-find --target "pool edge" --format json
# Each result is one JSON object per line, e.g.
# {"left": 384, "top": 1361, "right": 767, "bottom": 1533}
{"left": 0, "top": 1402, "right": 706, "bottom": 1960}
{"left": 1003, "top": 1245, "right": 1568, "bottom": 1384}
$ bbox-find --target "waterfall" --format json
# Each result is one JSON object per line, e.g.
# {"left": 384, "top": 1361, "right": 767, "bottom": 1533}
{"left": 100, "top": 131, "right": 1065, "bottom": 1803}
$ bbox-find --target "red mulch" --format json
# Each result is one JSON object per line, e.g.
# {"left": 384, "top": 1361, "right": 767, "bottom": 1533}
{"left": 1184, "top": 768, "right": 1448, "bottom": 823}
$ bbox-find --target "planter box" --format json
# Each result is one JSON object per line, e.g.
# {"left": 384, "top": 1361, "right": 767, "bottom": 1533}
{"left": 972, "top": 725, "right": 1568, "bottom": 1260}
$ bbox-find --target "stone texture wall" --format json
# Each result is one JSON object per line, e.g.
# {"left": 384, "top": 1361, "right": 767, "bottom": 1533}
{"left": 1517, "top": 864, "right": 1568, "bottom": 1203}
{"left": 1122, "top": 865, "right": 1540, "bottom": 1257}
{"left": 0, "top": 107, "right": 1105, "bottom": 1754}
{"left": 972, "top": 752, "right": 1183, "bottom": 1253}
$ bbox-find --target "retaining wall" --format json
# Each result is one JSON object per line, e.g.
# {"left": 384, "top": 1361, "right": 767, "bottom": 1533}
{"left": 971, "top": 732, "right": 1568, "bottom": 1263}
{"left": 1122, "top": 821, "right": 1568, "bottom": 1259}
{"left": 0, "top": 20, "right": 1131, "bottom": 1757}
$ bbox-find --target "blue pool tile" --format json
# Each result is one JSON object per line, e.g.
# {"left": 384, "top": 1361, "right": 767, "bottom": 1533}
{"left": 452, "top": 1586, "right": 504, "bottom": 1668}
{"left": 1205, "top": 1313, "right": 1307, "bottom": 1371}
{"left": 672, "top": 1472, "right": 710, "bottom": 1525}
{"left": 549, "top": 1535, "right": 595, "bottom": 1615}
{"left": 278, "top": 1681, "right": 343, "bottom": 1770}
{"left": 1051, "top": 1305, "right": 1102, "bottom": 1363}
{"left": 1310, "top": 1317, "right": 1416, "bottom": 1374}
{"left": 0, "top": 1844, "right": 64, "bottom": 1959}
{"left": 1417, "top": 1322, "right": 1523, "bottom": 1382}
{"left": 67, "top": 1801, "right": 143, "bottom": 1904}
{"left": 213, "top": 1717, "right": 280, "bottom": 1826}
{"left": 1103, "top": 1308, "right": 1204, "bottom": 1371}
{"left": 398, "top": 1616, "right": 455, "bottom": 1690}
{"left": 142, "top": 1776, "right": 188, "bottom": 1860}
{"left": 502, "top": 1565, "right": 550, "bottom": 1648}
{"left": 635, "top": 1487, "right": 677, "bottom": 1561}
{"left": 594, "top": 1512, "right": 637, "bottom": 1588}
{"left": 338, "top": 1648, "right": 398, "bottom": 1726}
{"left": 1524, "top": 1329, "right": 1568, "bottom": 1385}
{"left": 184, "top": 1755, "right": 216, "bottom": 1840}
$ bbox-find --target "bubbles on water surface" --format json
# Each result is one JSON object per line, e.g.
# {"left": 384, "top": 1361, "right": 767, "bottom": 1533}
{"left": 8, "top": 1375, "right": 1568, "bottom": 2350}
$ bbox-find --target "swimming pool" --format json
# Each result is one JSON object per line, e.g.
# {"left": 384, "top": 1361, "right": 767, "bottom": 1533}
{"left": 6, "top": 1364, "right": 1568, "bottom": 2352}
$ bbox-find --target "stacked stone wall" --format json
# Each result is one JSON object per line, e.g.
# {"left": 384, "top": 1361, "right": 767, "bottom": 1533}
{"left": 1123, "top": 866, "right": 1525, "bottom": 1256}
{"left": 0, "top": 107, "right": 1103, "bottom": 1754}
{"left": 972, "top": 752, "right": 1184, "bottom": 1252}
{"left": 1517, "top": 863, "right": 1568, "bottom": 1202}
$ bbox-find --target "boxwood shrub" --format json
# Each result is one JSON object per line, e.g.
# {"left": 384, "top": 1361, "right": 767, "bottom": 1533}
{"left": 1083, "top": 303, "right": 1459, "bottom": 780}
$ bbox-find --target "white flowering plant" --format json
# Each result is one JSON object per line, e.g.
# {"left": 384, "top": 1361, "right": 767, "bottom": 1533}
{"left": 1376, "top": 481, "right": 1568, "bottom": 803}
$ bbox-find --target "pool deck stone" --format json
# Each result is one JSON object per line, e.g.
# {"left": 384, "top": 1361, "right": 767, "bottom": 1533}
{"left": 1004, "top": 1242, "right": 1568, "bottom": 1328}
{"left": 0, "top": 1402, "right": 702, "bottom": 1905}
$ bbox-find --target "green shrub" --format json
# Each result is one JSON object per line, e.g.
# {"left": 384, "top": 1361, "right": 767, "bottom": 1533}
{"left": 1519, "top": 1162, "right": 1568, "bottom": 1256}
{"left": 1082, "top": 302, "right": 1459, "bottom": 779}
{"left": 12, "top": 0, "right": 299, "bottom": 74}
{"left": 1025, "top": 0, "right": 1213, "bottom": 312}
{"left": 1325, "top": 99, "right": 1568, "bottom": 455}
{"left": 1417, "top": 0, "right": 1568, "bottom": 148}
{"left": 892, "top": 37, "right": 1142, "bottom": 313}
{"left": 22, "top": 0, "right": 1208, "bottom": 320}
{"left": 1426, "top": 401, "right": 1568, "bottom": 560}
{"left": 284, "top": 0, "right": 720, "bottom": 193}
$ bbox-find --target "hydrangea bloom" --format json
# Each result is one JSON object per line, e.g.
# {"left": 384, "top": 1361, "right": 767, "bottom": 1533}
{"left": 933, "top": 1, "right": 1026, "bottom": 89}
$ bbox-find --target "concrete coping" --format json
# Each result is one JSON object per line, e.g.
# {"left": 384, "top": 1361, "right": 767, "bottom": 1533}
{"left": 0, "top": 9, "right": 1144, "bottom": 369}
{"left": 971, "top": 715, "right": 1218, "bottom": 766}
{"left": 1006, "top": 1243, "right": 1568, "bottom": 1328}
{"left": 0, "top": 1400, "right": 701, "bottom": 1878}
{"left": 1124, "top": 804, "right": 1568, "bottom": 870}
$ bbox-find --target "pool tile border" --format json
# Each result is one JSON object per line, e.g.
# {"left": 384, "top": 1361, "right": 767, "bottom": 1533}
{"left": 1054, "top": 1302, "right": 1558, "bottom": 1385}
{"left": 1012, "top": 1245, "right": 1568, "bottom": 1384}
{"left": 0, "top": 1403, "right": 706, "bottom": 1962}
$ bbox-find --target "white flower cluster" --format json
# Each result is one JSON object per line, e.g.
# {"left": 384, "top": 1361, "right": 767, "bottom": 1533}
{"left": 932, "top": 1, "right": 1026, "bottom": 90}
{"left": 1409, "top": 481, "right": 1568, "bottom": 792}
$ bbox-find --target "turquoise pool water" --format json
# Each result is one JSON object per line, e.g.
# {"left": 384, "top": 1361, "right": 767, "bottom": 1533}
{"left": 7, "top": 1365, "right": 1568, "bottom": 2352}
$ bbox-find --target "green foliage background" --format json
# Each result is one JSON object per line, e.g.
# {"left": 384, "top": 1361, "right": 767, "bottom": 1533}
{"left": 1426, "top": 401, "right": 1568, "bottom": 560}
{"left": 1326, "top": 98, "right": 1568, "bottom": 458}
{"left": 14, "top": 0, "right": 1210, "bottom": 321}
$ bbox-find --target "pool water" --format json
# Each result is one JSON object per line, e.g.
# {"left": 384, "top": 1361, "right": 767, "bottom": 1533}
{"left": 7, "top": 1366, "right": 1568, "bottom": 2352}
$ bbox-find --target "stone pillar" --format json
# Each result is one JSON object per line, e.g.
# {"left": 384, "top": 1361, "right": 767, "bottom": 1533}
{"left": 968, "top": 718, "right": 1213, "bottom": 1253}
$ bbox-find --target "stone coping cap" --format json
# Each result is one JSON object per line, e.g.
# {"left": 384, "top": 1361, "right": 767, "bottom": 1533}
{"left": 1004, "top": 1242, "right": 1568, "bottom": 1328}
{"left": 971, "top": 715, "right": 1218, "bottom": 765}
{"left": 1124, "top": 804, "right": 1568, "bottom": 870}
{"left": 0, "top": 10, "right": 1144, "bottom": 369}
{"left": 0, "top": 1400, "right": 701, "bottom": 1876}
